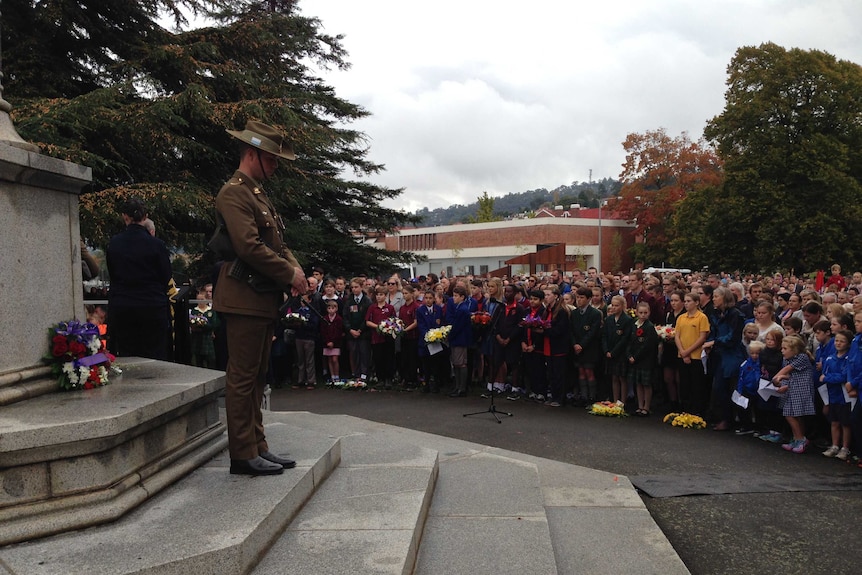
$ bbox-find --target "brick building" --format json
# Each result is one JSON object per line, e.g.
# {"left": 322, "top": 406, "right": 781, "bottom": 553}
{"left": 373, "top": 205, "right": 636, "bottom": 278}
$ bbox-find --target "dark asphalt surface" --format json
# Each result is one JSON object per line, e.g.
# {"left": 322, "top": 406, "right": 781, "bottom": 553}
{"left": 271, "top": 385, "right": 862, "bottom": 575}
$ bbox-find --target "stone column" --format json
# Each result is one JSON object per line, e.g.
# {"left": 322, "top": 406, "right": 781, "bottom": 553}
{"left": 0, "top": 141, "right": 92, "bottom": 373}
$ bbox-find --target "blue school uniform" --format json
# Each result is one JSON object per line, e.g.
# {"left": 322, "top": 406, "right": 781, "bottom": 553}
{"left": 821, "top": 351, "right": 849, "bottom": 405}
{"left": 737, "top": 357, "right": 761, "bottom": 396}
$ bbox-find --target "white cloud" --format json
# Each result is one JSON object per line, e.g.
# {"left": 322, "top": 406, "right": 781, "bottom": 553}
{"left": 300, "top": 0, "right": 862, "bottom": 211}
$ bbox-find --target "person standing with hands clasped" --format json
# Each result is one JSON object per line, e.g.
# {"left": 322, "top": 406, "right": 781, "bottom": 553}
{"left": 213, "top": 120, "right": 307, "bottom": 476}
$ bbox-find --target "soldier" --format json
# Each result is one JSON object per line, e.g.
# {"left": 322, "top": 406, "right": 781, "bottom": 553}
{"left": 213, "top": 120, "right": 307, "bottom": 476}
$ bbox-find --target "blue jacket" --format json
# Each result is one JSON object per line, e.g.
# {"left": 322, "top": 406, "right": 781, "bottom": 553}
{"left": 821, "top": 351, "right": 849, "bottom": 404}
{"left": 416, "top": 303, "right": 443, "bottom": 357}
{"left": 446, "top": 298, "right": 473, "bottom": 348}
{"left": 709, "top": 306, "right": 747, "bottom": 379}
{"left": 737, "top": 357, "right": 761, "bottom": 396}
{"left": 845, "top": 333, "right": 862, "bottom": 394}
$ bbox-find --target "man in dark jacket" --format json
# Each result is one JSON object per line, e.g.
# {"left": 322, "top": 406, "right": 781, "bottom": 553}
{"left": 106, "top": 197, "right": 172, "bottom": 360}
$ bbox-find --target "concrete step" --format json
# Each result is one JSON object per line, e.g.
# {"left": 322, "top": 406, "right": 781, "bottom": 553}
{"left": 414, "top": 451, "right": 556, "bottom": 574}
{"left": 0, "top": 422, "right": 340, "bottom": 575}
{"left": 0, "top": 410, "right": 689, "bottom": 575}
{"left": 253, "top": 433, "right": 439, "bottom": 575}
{"left": 269, "top": 412, "right": 690, "bottom": 575}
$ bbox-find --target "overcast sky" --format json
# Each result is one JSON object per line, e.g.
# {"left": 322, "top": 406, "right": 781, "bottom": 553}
{"left": 297, "top": 0, "right": 862, "bottom": 214}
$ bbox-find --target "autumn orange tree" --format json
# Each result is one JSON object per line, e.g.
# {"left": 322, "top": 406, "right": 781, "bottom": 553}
{"left": 609, "top": 128, "right": 723, "bottom": 266}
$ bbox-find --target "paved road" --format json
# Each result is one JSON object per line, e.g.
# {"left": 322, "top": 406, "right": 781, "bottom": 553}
{"left": 271, "top": 386, "right": 862, "bottom": 575}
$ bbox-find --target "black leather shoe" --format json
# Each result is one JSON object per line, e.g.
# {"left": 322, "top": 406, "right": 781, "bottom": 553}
{"left": 260, "top": 451, "right": 297, "bottom": 469}
{"left": 230, "top": 456, "right": 284, "bottom": 476}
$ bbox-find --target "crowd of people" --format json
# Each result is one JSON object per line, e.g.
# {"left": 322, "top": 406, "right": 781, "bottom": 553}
{"left": 249, "top": 265, "right": 862, "bottom": 467}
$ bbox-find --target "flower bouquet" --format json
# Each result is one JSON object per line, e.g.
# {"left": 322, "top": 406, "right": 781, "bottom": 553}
{"left": 626, "top": 308, "right": 637, "bottom": 318}
{"left": 281, "top": 312, "right": 308, "bottom": 328}
{"left": 471, "top": 311, "right": 492, "bottom": 333}
{"left": 656, "top": 325, "right": 675, "bottom": 341}
{"left": 45, "top": 320, "right": 115, "bottom": 391}
{"left": 342, "top": 379, "right": 367, "bottom": 390}
{"left": 378, "top": 317, "right": 406, "bottom": 339}
{"left": 587, "top": 400, "right": 628, "bottom": 417}
{"left": 663, "top": 412, "right": 707, "bottom": 429}
{"left": 424, "top": 325, "right": 452, "bottom": 355}
{"left": 519, "top": 315, "right": 550, "bottom": 329}
{"left": 424, "top": 325, "right": 451, "bottom": 344}
{"left": 189, "top": 313, "right": 210, "bottom": 329}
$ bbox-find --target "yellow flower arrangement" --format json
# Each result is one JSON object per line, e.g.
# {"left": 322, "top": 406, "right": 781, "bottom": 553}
{"left": 587, "top": 400, "right": 628, "bottom": 417}
{"left": 424, "top": 325, "right": 452, "bottom": 344}
{"left": 663, "top": 412, "right": 707, "bottom": 429}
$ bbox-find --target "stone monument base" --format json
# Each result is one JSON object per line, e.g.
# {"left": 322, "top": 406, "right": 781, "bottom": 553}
{"left": 0, "top": 358, "right": 226, "bottom": 545}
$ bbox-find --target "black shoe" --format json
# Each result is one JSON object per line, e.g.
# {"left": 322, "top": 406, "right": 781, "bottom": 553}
{"left": 230, "top": 456, "right": 284, "bottom": 476}
{"left": 260, "top": 451, "right": 297, "bottom": 469}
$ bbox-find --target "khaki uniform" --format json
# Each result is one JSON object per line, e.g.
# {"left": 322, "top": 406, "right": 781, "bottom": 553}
{"left": 213, "top": 170, "right": 300, "bottom": 460}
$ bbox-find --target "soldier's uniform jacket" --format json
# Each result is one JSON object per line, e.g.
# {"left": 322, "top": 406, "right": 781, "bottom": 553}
{"left": 213, "top": 170, "right": 300, "bottom": 319}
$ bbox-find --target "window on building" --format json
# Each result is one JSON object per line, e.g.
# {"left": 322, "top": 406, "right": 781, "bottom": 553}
{"left": 479, "top": 265, "right": 488, "bottom": 276}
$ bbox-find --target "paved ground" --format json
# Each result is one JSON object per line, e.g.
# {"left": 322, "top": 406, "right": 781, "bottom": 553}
{"left": 271, "top": 385, "right": 862, "bottom": 575}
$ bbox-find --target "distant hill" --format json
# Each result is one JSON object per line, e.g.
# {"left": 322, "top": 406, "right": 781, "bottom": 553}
{"left": 413, "top": 178, "right": 622, "bottom": 226}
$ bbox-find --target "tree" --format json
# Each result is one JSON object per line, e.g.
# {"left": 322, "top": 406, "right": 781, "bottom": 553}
{"left": 609, "top": 128, "right": 723, "bottom": 265}
{"left": 5, "top": 0, "right": 419, "bottom": 280}
{"left": 699, "top": 42, "right": 862, "bottom": 273}
{"left": 467, "top": 191, "right": 502, "bottom": 223}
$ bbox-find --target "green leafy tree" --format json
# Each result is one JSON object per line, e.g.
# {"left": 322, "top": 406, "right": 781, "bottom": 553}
{"left": 467, "top": 191, "right": 502, "bottom": 223}
{"left": 699, "top": 42, "right": 862, "bottom": 273}
{"left": 5, "top": 0, "right": 419, "bottom": 279}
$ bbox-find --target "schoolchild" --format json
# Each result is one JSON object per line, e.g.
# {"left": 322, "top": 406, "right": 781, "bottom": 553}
{"left": 417, "top": 289, "right": 445, "bottom": 393}
{"left": 735, "top": 340, "right": 764, "bottom": 435}
{"left": 320, "top": 299, "right": 344, "bottom": 384}
{"left": 542, "top": 284, "right": 571, "bottom": 407}
{"left": 343, "top": 277, "right": 372, "bottom": 383}
{"left": 365, "top": 286, "right": 397, "bottom": 389}
{"left": 520, "top": 289, "right": 547, "bottom": 401}
{"left": 845, "top": 311, "right": 862, "bottom": 467}
{"left": 398, "top": 285, "right": 420, "bottom": 388}
{"left": 446, "top": 285, "right": 473, "bottom": 397}
{"left": 675, "top": 292, "right": 710, "bottom": 415}
{"left": 603, "top": 295, "right": 633, "bottom": 404}
{"left": 189, "top": 284, "right": 220, "bottom": 369}
{"left": 771, "top": 334, "right": 817, "bottom": 453}
{"left": 627, "top": 301, "right": 660, "bottom": 416}
{"left": 819, "top": 329, "right": 852, "bottom": 460}
{"left": 755, "top": 328, "right": 787, "bottom": 442}
{"left": 291, "top": 294, "right": 320, "bottom": 390}
{"left": 492, "top": 284, "right": 525, "bottom": 398}
{"left": 571, "top": 286, "right": 604, "bottom": 404}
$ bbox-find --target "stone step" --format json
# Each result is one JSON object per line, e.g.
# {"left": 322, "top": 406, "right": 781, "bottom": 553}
{"left": 0, "top": 422, "right": 341, "bottom": 575}
{"left": 264, "top": 412, "right": 690, "bottom": 575}
{"left": 252, "top": 432, "right": 439, "bottom": 575}
{"left": 414, "top": 451, "right": 557, "bottom": 574}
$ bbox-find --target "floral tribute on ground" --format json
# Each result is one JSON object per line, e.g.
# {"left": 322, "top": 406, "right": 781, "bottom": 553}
{"left": 45, "top": 320, "right": 115, "bottom": 390}
{"left": 587, "top": 400, "right": 628, "bottom": 417}
{"left": 663, "top": 412, "right": 707, "bottom": 429}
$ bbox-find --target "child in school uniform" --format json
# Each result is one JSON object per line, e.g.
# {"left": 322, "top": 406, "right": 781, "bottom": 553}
{"left": 320, "top": 299, "right": 344, "bottom": 385}
{"left": 772, "top": 334, "right": 817, "bottom": 453}
{"left": 735, "top": 340, "right": 764, "bottom": 435}
{"left": 819, "top": 329, "right": 852, "bottom": 460}
{"left": 627, "top": 301, "right": 659, "bottom": 416}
